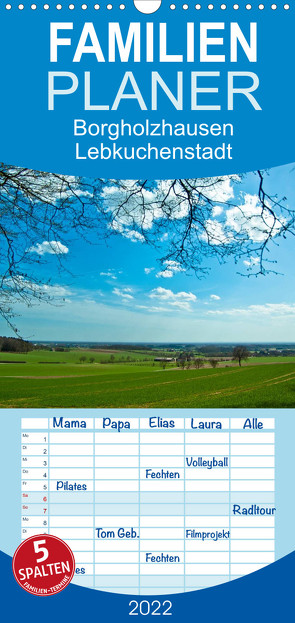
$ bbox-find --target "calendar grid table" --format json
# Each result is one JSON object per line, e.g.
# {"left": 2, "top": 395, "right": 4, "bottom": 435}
{"left": 21, "top": 415, "right": 275, "bottom": 595}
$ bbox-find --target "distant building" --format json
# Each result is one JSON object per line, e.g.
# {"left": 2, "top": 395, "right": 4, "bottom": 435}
{"left": 154, "top": 357, "right": 176, "bottom": 362}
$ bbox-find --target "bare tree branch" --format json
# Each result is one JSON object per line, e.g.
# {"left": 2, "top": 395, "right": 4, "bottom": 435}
{"left": 0, "top": 163, "right": 294, "bottom": 332}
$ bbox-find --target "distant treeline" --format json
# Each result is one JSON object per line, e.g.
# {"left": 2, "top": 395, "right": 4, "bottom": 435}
{"left": 0, "top": 337, "right": 34, "bottom": 353}
{"left": 88, "top": 344, "right": 152, "bottom": 352}
{"left": 197, "top": 346, "right": 233, "bottom": 357}
{"left": 254, "top": 349, "right": 295, "bottom": 357}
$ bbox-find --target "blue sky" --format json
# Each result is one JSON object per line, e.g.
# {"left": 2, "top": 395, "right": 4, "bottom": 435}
{"left": 2, "top": 163, "right": 295, "bottom": 343}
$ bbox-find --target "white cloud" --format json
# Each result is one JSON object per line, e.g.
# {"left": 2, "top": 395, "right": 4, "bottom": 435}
{"left": 203, "top": 177, "right": 236, "bottom": 203}
{"left": 200, "top": 220, "right": 232, "bottom": 246}
{"left": 157, "top": 270, "right": 174, "bottom": 279}
{"left": 149, "top": 287, "right": 197, "bottom": 311}
{"left": 198, "top": 190, "right": 286, "bottom": 249}
{"left": 103, "top": 177, "right": 237, "bottom": 242}
{"left": 6, "top": 169, "right": 91, "bottom": 205}
{"left": 144, "top": 267, "right": 154, "bottom": 275}
{"left": 207, "top": 303, "right": 295, "bottom": 317}
{"left": 28, "top": 241, "right": 69, "bottom": 255}
{"left": 156, "top": 260, "right": 185, "bottom": 279}
{"left": 226, "top": 194, "right": 284, "bottom": 243}
{"left": 136, "top": 304, "right": 174, "bottom": 313}
{"left": 243, "top": 256, "right": 260, "bottom": 268}
{"left": 210, "top": 294, "right": 221, "bottom": 300}
{"left": 113, "top": 287, "right": 134, "bottom": 300}
{"left": 124, "top": 230, "right": 145, "bottom": 243}
{"left": 40, "top": 283, "right": 71, "bottom": 297}
{"left": 212, "top": 206, "right": 223, "bottom": 217}
{"left": 167, "top": 300, "right": 193, "bottom": 311}
{"left": 149, "top": 287, "right": 196, "bottom": 302}
{"left": 6, "top": 275, "right": 71, "bottom": 301}
{"left": 100, "top": 270, "right": 117, "bottom": 280}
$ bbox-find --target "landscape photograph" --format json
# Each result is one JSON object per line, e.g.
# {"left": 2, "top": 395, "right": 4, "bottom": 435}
{"left": 0, "top": 162, "right": 295, "bottom": 408}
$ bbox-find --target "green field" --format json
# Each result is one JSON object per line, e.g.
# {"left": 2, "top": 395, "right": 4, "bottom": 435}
{"left": 0, "top": 348, "right": 155, "bottom": 365}
{"left": 1, "top": 349, "right": 295, "bottom": 408}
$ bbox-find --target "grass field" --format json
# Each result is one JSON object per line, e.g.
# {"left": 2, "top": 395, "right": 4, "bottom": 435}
{"left": 0, "top": 348, "right": 156, "bottom": 364}
{"left": 1, "top": 349, "right": 295, "bottom": 408}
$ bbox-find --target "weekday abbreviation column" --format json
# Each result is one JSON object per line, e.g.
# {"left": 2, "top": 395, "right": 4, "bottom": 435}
{"left": 21, "top": 418, "right": 49, "bottom": 541}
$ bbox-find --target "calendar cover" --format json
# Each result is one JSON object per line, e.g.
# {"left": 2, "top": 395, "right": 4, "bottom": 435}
{"left": 0, "top": 1, "right": 294, "bottom": 621}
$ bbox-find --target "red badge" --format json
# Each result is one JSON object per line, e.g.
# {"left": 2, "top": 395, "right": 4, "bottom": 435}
{"left": 12, "top": 535, "right": 75, "bottom": 596}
